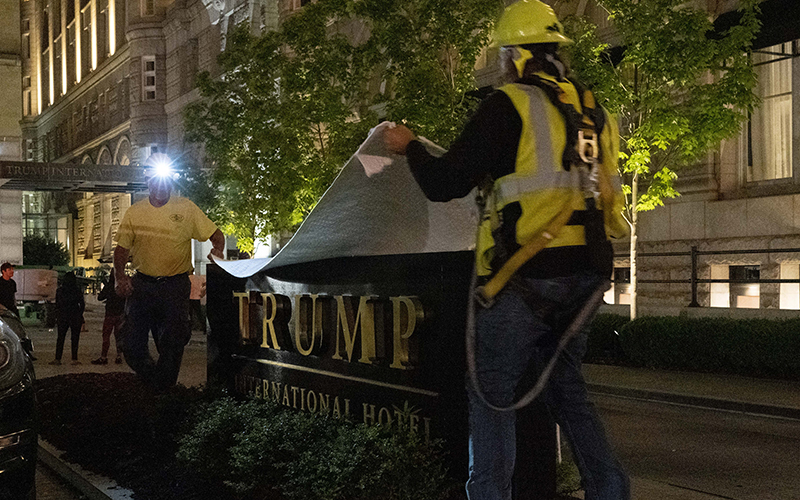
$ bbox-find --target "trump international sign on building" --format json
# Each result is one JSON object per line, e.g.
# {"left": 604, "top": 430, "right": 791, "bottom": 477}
{"left": 0, "top": 161, "right": 148, "bottom": 192}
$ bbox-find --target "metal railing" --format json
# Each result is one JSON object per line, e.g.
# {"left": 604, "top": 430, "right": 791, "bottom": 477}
{"left": 617, "top": 246, "right": 800, "bottom": 307}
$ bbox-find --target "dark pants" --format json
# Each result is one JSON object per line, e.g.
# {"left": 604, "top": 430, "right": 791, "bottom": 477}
{"left": 101, "top": 313, "right": 124, "bottom": 358}
{"left": 55, "top": 315, "right": 83, "bottom": 361}
{"left": 514, "top": 380, "right": 557, "bottom": 500}
{"left": 121, "top": 273, "right": 192, "bottom": 390}
{"left": 466, "top": 273, "right": 629, "bottom": 500}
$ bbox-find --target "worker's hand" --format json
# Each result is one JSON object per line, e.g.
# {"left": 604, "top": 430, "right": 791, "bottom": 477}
{"left": 115, "top": 273, "right": 133, "bottom": 298}
{"left": 208, "top": 247, "right": 225, "bottom": 262}
{"left": 384, "top": 125, "right": 417, "bottom": 156}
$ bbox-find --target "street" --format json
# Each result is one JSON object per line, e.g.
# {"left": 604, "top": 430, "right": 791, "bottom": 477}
{"left": 596, "top": 394, "right": 800, "bottom": 500}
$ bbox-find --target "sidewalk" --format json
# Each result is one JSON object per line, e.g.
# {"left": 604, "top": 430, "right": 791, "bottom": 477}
{"left": 584, "top": 363, "right": 800, "bottom": 420}
{"left": 27, "top": 295, "right": 207, "bottom": 388}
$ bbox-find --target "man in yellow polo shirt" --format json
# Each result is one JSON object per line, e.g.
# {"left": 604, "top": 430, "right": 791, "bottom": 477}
{"left": 114, "top": 156, "right": 225, "bottom": 390}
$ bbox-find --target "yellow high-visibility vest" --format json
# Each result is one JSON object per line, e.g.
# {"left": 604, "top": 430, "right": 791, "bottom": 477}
{"left": 475, "top": 74, "right": 628, "bottom": 277}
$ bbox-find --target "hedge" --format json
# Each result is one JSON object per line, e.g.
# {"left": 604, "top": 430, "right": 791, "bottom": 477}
{"left": 612, "top": 316, "right": 800, "bottom": 380}
{"left": 584, "top": 313, "right": 630, "bottom": 364}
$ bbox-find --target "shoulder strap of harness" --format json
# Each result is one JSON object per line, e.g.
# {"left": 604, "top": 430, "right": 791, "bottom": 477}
{"left": 525, "top": 76, "right": 605, "bottom": 171}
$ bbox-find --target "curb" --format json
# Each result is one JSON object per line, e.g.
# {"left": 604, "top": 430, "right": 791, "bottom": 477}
{"left": 588, "top": 383, "right": 800, "bottom": 421}
{"left": 37, "top": 439, "right": 135, "bottom": 500}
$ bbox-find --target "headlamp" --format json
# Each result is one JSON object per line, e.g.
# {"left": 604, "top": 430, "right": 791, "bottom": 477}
{"left": 144, "top": 153, "right": 179, "bottom": 181}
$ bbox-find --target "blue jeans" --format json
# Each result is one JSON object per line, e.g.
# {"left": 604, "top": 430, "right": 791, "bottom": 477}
{"left": 466, "top": 272, "right": 629, "bottom": 500}
{"left": 120, "top": 273, "right": 192, "bottom": 390}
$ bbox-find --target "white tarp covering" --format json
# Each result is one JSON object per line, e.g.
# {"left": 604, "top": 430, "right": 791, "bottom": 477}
{"left": 215, "top": 122, "right": 477, "bottom": 278}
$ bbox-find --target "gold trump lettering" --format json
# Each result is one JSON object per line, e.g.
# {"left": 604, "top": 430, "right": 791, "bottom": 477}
{"left": 234, "top": 292, "right": 424, "bottom": 369}
{"left": 294, "top": 294, "right": 326, "bottom": 355}
{"left": 234, "top": 292, "right": 291, "bottom": 349}
{"left": 261, "top": 293, "right": 291, "bottom": 349}
{"left": 332, "top": 295, "right": 379, "bottom": 365}
{"left": 390, "top": 297, "right": 423, "bottom": 370}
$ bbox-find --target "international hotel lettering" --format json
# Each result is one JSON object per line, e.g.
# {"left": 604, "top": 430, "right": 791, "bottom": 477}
{"left": 232, "top": 291, "right": 433, "bottom": 437}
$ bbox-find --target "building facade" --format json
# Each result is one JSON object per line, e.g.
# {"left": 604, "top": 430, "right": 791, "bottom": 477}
{"left": 15, "top": 0, "right": 293, "bottom": 268}
{"left": 12, "top": 0, "right": 800, "bottom": 311}
{"left": 555, "top": 0, "right": 800, "bottom": 314}
{"left": 1, "top": 0, "right": 24, "bottom": 265}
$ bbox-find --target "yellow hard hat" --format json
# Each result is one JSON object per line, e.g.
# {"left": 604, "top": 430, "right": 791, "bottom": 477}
{"left": 490, "top": 0, "right": 572, "bottom": 47}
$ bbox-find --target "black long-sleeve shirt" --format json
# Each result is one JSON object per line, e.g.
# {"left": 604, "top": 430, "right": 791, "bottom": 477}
{"left": 405, "top": 86, "right": 595, "bottom": 279}
{"left": 406, "top": 90, "right": 521, "bottom": 201}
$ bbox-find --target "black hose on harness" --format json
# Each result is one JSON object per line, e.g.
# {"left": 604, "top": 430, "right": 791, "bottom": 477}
{"left": 465, "top": 268, "right": 609, "bottom": 412}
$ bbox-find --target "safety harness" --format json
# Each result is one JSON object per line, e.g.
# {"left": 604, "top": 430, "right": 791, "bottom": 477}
{"left": 475, "top": 76, "right": 614, "bottom": 308}
{"left": 467, "top": 76, "right": 615, "bottom": 412}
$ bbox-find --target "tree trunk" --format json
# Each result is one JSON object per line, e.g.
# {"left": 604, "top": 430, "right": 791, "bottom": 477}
{"left": 630, "top": 172, "right": 638, "bottom": 320}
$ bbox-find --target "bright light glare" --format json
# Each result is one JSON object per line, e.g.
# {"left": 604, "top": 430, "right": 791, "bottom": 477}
{"left": 144, "top": 153, "right": 176, "bottom": 179}
{"left": 153, "top": 161, "right": 173, "bottom": 178}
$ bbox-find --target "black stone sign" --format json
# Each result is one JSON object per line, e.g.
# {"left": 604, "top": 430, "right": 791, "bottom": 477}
{"left": 206, "top": 252, "right": 473, "bottom": 472}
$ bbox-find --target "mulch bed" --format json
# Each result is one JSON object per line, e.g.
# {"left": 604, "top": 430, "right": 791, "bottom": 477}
{"left": 36, "top": 372, "right": 238, "bottom": 500}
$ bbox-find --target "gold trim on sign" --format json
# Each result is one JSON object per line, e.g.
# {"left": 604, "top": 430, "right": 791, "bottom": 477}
{"left": 233, "top": 355, "right": 440, "bottom": 397}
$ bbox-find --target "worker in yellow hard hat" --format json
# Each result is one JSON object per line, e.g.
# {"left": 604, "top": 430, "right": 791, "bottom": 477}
{"left": 385, "top": 1, "right": 630, "bottom": 499}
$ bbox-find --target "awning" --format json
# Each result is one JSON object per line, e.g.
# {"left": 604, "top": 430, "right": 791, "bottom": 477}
{"left": 714, "top": 0, "right": 800, "bottom": 50}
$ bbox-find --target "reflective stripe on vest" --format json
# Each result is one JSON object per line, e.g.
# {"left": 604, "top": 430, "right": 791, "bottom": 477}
{"left": 496, "top": 82, "right": 586, "bottom": 248}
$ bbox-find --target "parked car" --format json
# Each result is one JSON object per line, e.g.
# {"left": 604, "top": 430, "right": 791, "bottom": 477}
{"left": 0, "top": 304, "right": 37, "bottom": 500}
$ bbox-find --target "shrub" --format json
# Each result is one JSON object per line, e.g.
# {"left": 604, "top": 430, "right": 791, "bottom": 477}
{"left": 617, "top": 316, "right": 800, "bottom": 380}
{"left": 585, "top": 314, "right": 630, "bottom": 364}
{"left": 22, "top": 233, "right": 69, "bottom": 266}
{"left": 177, "top": 397, "right": 454, "bottom": 500}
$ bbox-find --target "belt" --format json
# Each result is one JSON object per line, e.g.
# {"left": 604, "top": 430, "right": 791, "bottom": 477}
{"left": 136, "top": 272, "right": 188, "bottom": 283}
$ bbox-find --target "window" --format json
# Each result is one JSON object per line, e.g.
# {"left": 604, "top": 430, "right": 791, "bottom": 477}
{"left": 108, "top": 86, "right": 117, "bottom": 114}
{"left": 98, "top": 1, "right": 108, "bottom": 61}
{"left": 780, "top": 263, "right": 800, "bottom": 310}
{"left": 41, "top": 11, "right": 49, "bottom": 49}
{"left": 80, "top": 6, "right": 92, "bottom": 76}
{"left": 23, "top": 77, "right": 32, "bottom": 116}
{"left": 52, "top": 0, "right": 61, "bottom": 36}
{"left": 747, "top": 42, "right": 796, "bottom": 182}
{"left": 730, "top": 265, "right": 760, "bottom": 309}
{"left": 142, "top": 56, "right": 156, "bottom": 100}
{"left": 180, "top": 40, "right": 198, "bottom": 95}
{"left": 142, "top": 0, "right": 155, "bottom": 16}
{"left": 607, "top": 267, "right": 631, "bottom": 305}
{"left": 25, "top": 139, "right": 35, "bottom": 161}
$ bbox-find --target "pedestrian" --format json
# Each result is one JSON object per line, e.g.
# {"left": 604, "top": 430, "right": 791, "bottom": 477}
{"left": 114, "top": 154, "right": 225, "bottom": 391}
{"left": 91, "top": 273, "right": 125, "bottom": 365}
{"left": 384, "top": 2, "right": 630, "bottom": 499}
{"left": 0, "top": 262, "right": 19, "bottom": 318}
{"left": 50, "top": 271, "right": 86, "bottom": 365}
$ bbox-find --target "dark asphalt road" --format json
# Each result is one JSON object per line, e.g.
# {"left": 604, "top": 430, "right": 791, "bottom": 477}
{"left": 596, "top": 394, "right": 800, "bottom": 500}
